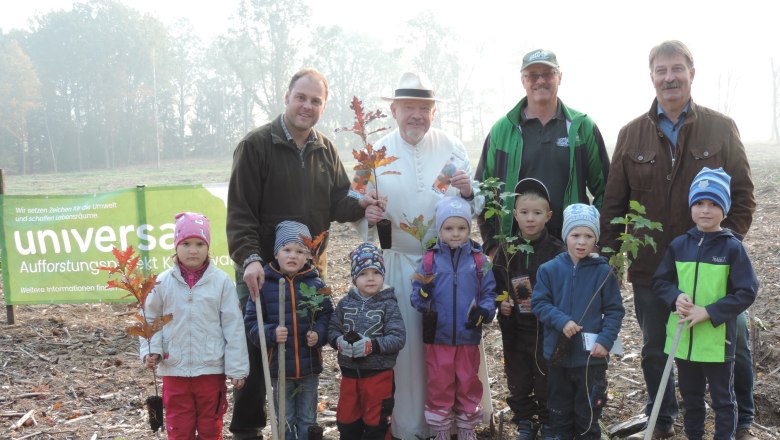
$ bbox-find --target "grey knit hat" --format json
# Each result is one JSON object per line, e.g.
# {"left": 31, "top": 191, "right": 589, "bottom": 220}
{"left": 562, "top": 204, "right": 600, "bottom": 242}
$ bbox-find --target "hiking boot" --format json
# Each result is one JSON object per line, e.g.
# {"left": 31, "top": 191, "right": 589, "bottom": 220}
{"left": 457, "top": 428, "right": 477, "bottom": 440}
{"left": 516, "top": 420, "right": 536, "bottom": 440}
{"left": 736, "top": 428, "right": 758, "bottom": 440}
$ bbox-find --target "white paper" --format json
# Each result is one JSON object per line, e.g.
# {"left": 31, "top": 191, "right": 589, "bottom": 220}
{"left": 581, "top": 332, "right": 623, "bottom": 356}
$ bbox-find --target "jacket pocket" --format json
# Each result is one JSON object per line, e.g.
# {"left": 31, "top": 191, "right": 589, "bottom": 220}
{"left": 626, "top": 150, "right": 656, "bottom": 192}
{"left": 687, "top": 143, "right": 723, "bottom": 166}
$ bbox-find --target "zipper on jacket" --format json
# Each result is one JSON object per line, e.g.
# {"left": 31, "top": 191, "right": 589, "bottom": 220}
{"left": 686, "top": 235, "right": 704, "bottom": 360}
{"left": 450, "top": 247, "right": 462, "bottom": 346}
{"left": 288, "top": 275, "right": 302, "bottom": 378}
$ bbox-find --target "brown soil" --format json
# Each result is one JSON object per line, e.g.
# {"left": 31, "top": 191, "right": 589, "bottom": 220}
{"left": 2, "top": 145, "right": 779, "bottom": 439}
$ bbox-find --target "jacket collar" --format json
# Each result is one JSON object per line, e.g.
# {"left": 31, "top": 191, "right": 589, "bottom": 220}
{"left": 270, "top": 115, "right": 325, "bottom": 153}
{"left": 648, "top": 98, "right": 699, "bottom": 126}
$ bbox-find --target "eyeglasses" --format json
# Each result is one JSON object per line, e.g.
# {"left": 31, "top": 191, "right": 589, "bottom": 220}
{"left": 522, "top": 70, "right": 559, "bottom": 82}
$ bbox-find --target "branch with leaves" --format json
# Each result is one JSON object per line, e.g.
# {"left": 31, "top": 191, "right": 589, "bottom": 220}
{"left": 601, "top": 200, "right": 663, "bottom": 282}
{"left": 478, "top": 177, "right": 522, "bottom": 302}
{"left": 100, "top": 246, "right": 169, "bottom": 432}
{"left": 337, "top": 96, "right": 399, "bottom": 198}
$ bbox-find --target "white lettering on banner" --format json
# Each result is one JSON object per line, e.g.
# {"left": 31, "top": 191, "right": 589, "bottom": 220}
{"left": 12, "top": 223, "right": 176, "bottom": 255}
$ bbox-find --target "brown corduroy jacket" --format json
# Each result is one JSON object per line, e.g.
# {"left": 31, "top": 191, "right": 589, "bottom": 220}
{"left": 600, "top": 99, "right": 755, "bottom": 286}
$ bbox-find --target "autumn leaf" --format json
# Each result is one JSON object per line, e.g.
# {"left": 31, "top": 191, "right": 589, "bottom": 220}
{"left": 411, "top": 272, "right": 435, "bottom": 285}
{"left": 317, "top": 286, "right": 333, "bottom": 296}
{"left": 400, "top": 214, "right": 434, "bottom": 243}
{"left": 126, "top": 313, "right": 173, "bottom": 340}
{"left": 301, "top": 230, "right": 328, "bottom": 256}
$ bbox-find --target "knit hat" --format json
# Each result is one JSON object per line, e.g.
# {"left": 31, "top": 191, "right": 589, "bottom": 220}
{"left": 174, "top": 212, "right": 211, "bottom": 248}
{"left": 689, "top": 167, "right": 731, "bottom": 214}
{"left": 562, "top": 204, "right": 600, "bottom": 242}
{"left": 350, "top": 242, "right": 385, "bottom": 282}
{"left": 274, "top": 220, "right": 311, "bottom": 255}
{"left": 435, "top": 196, "right": 473, "bottom": 233}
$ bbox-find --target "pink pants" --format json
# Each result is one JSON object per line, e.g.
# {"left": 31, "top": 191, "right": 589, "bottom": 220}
{"left": 162, "top": 374, "right": 228, "bottom": 440}
{"left": 424, "top": 344, "right": 483, "bottom": 431}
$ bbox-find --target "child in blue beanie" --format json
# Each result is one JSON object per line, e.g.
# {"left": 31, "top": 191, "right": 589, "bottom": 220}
{"left": 653, "top": 167, "right": 759, "bottom": 440}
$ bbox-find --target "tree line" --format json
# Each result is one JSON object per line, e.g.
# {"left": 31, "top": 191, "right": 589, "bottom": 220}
{"left": 0, "top": 0, "right": 483, "bottom": 175}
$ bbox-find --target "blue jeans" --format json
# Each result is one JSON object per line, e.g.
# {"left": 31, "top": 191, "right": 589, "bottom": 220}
{"left": 272, "top": 375, "right": 319, "bottom": 440}
{"left": 633, "top": 284, "right": 755, "bottom": 429}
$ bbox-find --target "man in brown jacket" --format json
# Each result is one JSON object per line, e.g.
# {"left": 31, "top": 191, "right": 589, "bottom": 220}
{"left": 600, "top": 41, "right": 756, "bottom": 440}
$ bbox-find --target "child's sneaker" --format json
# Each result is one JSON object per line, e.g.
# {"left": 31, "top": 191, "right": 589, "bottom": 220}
{"left": 457, "top": 428, "right": 477, "bottom": 440}
{"left": 516, "top": 420, "right": 536, "bottom": 440}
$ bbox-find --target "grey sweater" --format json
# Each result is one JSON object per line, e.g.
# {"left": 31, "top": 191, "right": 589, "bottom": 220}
{"left": 328, "top": 286, "right": 406, "bottom": 373}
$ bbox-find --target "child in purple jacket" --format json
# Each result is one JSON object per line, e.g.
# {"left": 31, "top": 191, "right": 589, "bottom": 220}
{"left": 411, "top": 196, "right": 497, "bottom": 440}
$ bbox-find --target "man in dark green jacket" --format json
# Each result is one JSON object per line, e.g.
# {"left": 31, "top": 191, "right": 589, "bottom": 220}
{"left": 476, "top": 49, "right": 609, "bottom": 254}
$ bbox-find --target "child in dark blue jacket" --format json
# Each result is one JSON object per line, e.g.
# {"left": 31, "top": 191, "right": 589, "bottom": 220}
{"left": 532, "top": 204, "right": 624, "bottom": 440}
{"left": 244, "top": 221, "right": 333, "bottom": 440}
{"left": 411, "top": 196, "right": 497, "bottom": 440}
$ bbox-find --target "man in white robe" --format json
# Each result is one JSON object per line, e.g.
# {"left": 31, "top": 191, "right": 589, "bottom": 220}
{"left": 355, "top": 72, "right": 490, "bottom": 440}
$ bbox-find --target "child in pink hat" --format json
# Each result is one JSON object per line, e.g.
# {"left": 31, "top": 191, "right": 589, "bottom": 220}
{"left": 140, "top": 212, "right": 249, "bottom": 439}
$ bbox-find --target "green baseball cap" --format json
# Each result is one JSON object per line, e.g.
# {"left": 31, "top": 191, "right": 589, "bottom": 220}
{"left": 522, "top": 49, "right": 559, "bottom": 70}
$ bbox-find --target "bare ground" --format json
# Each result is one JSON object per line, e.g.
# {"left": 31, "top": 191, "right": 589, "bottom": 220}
{"left": 2, "top": 145, "right": 779, "bottom": 439}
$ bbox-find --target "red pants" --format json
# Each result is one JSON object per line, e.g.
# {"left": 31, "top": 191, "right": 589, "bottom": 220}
{"left": 162, "top": 374, "right": 228, "bottom": 440}
{"left": 424, "top": 344, "right": 483, "bottom": 430}
{"left": 337, "top": 369, "right": 395, "bottom": 440}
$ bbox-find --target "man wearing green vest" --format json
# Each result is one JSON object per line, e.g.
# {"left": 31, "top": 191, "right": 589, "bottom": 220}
{"left": 476, "top": 49, "right": 609, "bottom": 254}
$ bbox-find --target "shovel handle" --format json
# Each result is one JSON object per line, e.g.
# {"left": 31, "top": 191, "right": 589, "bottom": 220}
{"left": 644, "top": 320, "right": 684, "bottom": 440}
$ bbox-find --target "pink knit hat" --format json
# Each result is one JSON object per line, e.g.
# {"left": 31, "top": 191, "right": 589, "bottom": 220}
{"left": 174, "top": 212, "right": 211, "bottom": 248}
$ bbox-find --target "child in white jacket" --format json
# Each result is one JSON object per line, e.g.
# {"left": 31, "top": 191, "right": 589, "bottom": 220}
{"left": 140, "top": 212, "right": 248, "bottom": 439}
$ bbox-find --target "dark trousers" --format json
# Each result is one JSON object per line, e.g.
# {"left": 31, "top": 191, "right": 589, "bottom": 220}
{"left": 633, "top": 284, "right": 755, "bottom": 429}
{"left": 229, "top": 271, "right": 267, "bottom": 440}
{"left": 676, "top": 359, "right": 737, "bottom": 440}
{"left": 500, "top": 317, "right": 549, "bottom": 423}
{"left": 546, "top": 364, "right": 608, "bottom": 440}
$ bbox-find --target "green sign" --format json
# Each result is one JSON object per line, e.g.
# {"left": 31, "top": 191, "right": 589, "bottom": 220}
{"left": 0, "top": 184, "right": 233, "bottom": 305}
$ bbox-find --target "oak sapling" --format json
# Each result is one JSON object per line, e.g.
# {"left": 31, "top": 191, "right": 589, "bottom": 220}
{"left": 478, "top": 177, "right": 520, "bottom": 307}
{"left": 337, "top": 96, "right": 399, "bottom": 248}
{"left": 100, "top": 246, "right": 170, "bottom": 433}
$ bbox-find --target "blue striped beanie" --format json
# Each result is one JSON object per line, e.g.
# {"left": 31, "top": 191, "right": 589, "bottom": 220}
{"left": 689, "top": 167, "right": 731, "bottom": 214}
{"left": 274, "top": 221, "right": 311, "bottom": 255}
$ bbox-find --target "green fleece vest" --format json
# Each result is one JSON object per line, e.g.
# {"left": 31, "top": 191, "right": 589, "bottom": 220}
{"left": 665, "top": 261, "right": 730, "bottom": 362}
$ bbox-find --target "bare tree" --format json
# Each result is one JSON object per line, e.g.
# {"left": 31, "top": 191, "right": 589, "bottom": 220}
{"left": 772, "top": 58, "right": 780, "bottom": 145}
{"left": 0, "top": 38, "right": 42, "bottom": 174}
{"left": 717, "top": 68, "right": 738, "bottom": 116}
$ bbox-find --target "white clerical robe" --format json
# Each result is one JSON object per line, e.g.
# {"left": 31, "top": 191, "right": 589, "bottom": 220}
{"left": 354, "top": 128, "right": 490, "bottom": 439}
